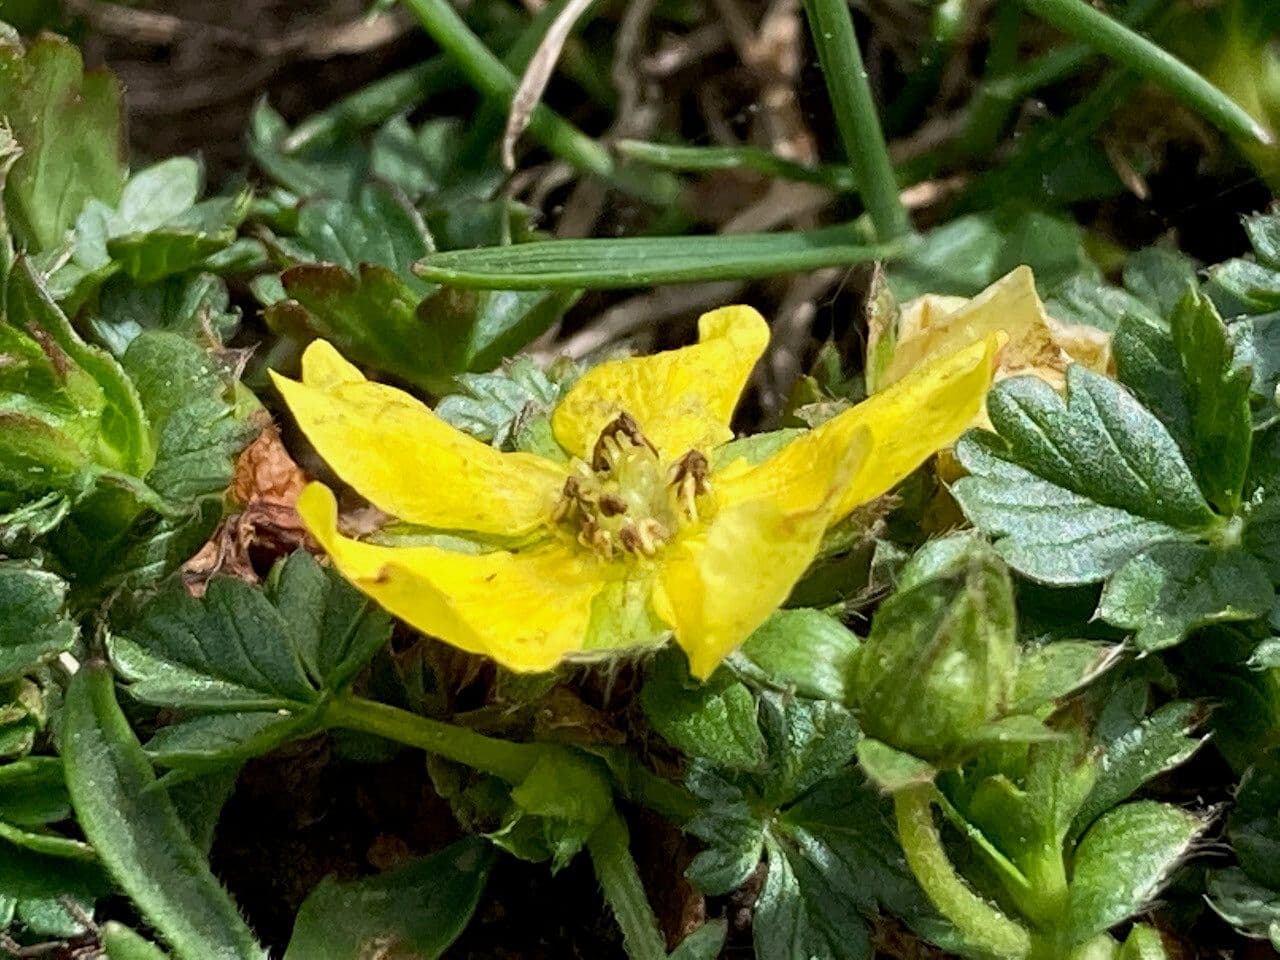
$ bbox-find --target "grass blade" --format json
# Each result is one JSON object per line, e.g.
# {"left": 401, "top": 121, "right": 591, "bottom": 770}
{"left": 414, "top": 225, "right": 908, "bottom": 290}
{"left": 62, "top": 662, "right": 267, "bottom": 960}
{"left": 801, "top": 0, "right": 912, "bottom": 241}
{"left": 1015, "top": 0, "right": 1273, "bottom": 145}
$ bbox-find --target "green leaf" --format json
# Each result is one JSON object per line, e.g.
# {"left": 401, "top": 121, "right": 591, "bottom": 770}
{"left": 5, "top": 256, "right": 153, "bottom": 483}
{"left": 1065, "top": 801, "right": 1204, "bottom": 945}
{"left": 121, "top": 332, "right": 253, "bottom": 504}
{"left": 1115, "top": 291, "right": 1252, "bottom": 514}
{"left": 89, "top": 273, "right": 241, "bottom": 358}
{"left": 1206, "top": 258, "right": 1280, "bottom": 318}
{"left": 1098, "top": 541, "right": 1273, "bottom": 650}
{"left": 761, "top": 773, "right": 934, "bottom": 960}
{"left": 1071, "top": 695, "right": 1207, "bottom": 840}
{"left": 1230, "top": 310, "right": 1280, "bottom": 426}
{"left": 856, "top": 738, "right": 935, "bottom": 794}
{"left": 1207, "top": 867, "right": 1280, "bottom": 948}
{"left": 495, "top": 749, "right": 614, "bottom": 871}
{"left": 1118, "top": 924, "right": 1170, "bottom": 960}
{"left": 0, "top": 33, "right": 125, "bottom": 251}
{"left": 435, "top": 357, "right": 571, "bottom": 453}
{"left": 282, "top": 839, "right": 493, "bottom": 960}
{"left": 1009, "top": 642, "right": 1121, "bottom": 715}
{"left": 414, "top": 224, "right": 902, "bottom": 290}
{"left": 0, "top": 562, "right": 76, "bottom": 680}
{"left": 110, "top": 552, "right": 390, "bottom": 768}
{"left": 1122, "top": 247, "right": 1200, "bottom": 318}
{"left": 1246, "top": 213, "right": 1280, "bottom": 270}
{"left": 953, "top": 367, "right": 1229, "bottom": 602}
{"left": 62, "top": 661, "right": 268, "bottom": 960}
{"left": 733, "top": 608, "right": 861, "bottom": 703}
{"left": 887, "top": 207, "right": 1093, "bottom": 300}
{"left": 101, "top": 922, "right": 173, "bottom": 960}
{"left": 640, "top": 650, "right": 766, "bottom": 770}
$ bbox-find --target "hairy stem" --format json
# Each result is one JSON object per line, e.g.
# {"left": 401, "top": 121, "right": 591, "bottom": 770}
{"left": 895, "top": 785, "right": 1032, "bottom": 959}
{"left": 588, "top": 813, "right": 669, "bottom": 960}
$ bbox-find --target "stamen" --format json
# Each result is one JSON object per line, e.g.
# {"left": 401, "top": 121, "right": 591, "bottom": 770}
{"left": 599, "top": 493, "right": 629, "bottom": 516}
{"left": 592, "top": 412, "right": 658, "bottom": 471}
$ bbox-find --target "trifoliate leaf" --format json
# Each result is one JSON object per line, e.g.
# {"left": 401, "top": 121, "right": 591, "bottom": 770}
{"left": 282, "top": 839, "right": 493, "bottom": 960}
{"left": 109, "top": 552, "right": 391, "bottom": 769}
{"left": 0, "top": 32, "right": 125, "bottom": 252}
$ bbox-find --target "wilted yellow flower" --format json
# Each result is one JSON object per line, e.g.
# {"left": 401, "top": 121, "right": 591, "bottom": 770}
{"left": 272, "top": 308, "right": 997, "bottom": 679}
{"left": 867, "top": 267, "right": 1111, "bottom": 419}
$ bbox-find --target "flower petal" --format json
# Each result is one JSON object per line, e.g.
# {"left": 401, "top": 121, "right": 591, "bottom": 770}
{"left": 655, "top": 428, "right": 872, "bottom": 680}
{"left": 298, "top": 483, "right": 605, "bottom": 672}
{"left": 881, "top": 267, "right": 1054, "bottom": 388}
{"left": 551, "top": 306, "right": 769, "bottom": 459}
{"left": 272, "top": 340, "right": 567, "bottom": 537}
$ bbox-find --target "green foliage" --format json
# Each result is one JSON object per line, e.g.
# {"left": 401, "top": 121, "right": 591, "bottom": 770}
{"left": 110, "top": 551, "right": 391, "bottom": 771}
{"left": 282, "top": 839, "right": 493, "bottom": 960}
{"left": 61, "top": 662, "right": 267, "bottom": 960}
{"left": 0, "top": 32, "right": 124, "bottom": 252}
{"left": 683, "top": 693, "right": 928, "bottom": 960}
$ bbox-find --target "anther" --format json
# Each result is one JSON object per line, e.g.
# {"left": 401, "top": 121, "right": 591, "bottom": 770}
{"left": 592, "top": 412, "right": 658, "bottom": 471}
{"left": 599, "top": 493, "right": 629, "bottom": 516}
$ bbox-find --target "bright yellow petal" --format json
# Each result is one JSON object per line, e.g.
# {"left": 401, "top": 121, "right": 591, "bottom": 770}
{"left": 272, "top": 340, "right": 567, "bottom": 538}
{"left": 655, "top": 429, "right": 872, "bottom": 680}
{"left": 551, "top": 306, "right": 769, "bottom": 460}
{"left": 718, "top": 336, "right": 998, "bottom": 522}
{"left": 298, "top": 483, "right": 605, "bottom": 672}
{"left": 881, "top": 267, "right": 1054, "bottom": 388}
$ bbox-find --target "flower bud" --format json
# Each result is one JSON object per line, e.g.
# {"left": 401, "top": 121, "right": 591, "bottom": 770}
{"left": 852, "top": 539, "right": 1017, "bottom": 763}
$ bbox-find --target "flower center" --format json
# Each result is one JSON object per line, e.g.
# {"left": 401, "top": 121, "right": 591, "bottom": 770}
{"left": 551, "top": 412, "right": 711, "bottom": 560}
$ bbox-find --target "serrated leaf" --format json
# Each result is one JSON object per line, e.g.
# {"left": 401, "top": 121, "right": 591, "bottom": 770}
{"left": 282, "top": 838, "right": 493, "bottom": 960}
{"left": 120, "top": 331, "right": 253, "bottom": 504}
{"left": 1130, "top": 289, "right": 1253, "bottom": 514}
{"left": 640, "top": 650, "right": 766, "bottom": 770}
{"left": 1065, "top": 801, "right": 1204, "bottom": 944}
{"left": 110, "top": 553, "right": 390, "bottom": 769}
{"left": 0, "top": 562, "right": 76, "bottom": 680}
{"left": 112, "top": 551, "right": 390, "bottom": 711}
{"left": 1009, "top": 642, "right": 1121, "bottom": 715}
{"left": 1071, "top": 697, "right": 1207, "bottom": 840}
{"left": 954, "top": 367, "right": 1232, "bottom": 610}
{"left": 1098, "top": 541, "right": 1273, "bottom": 650}
{"left": 63, "top": 662, "right": 267, "bottom": 960}
{"left": 0, "top": 33, "right": 125, "bottom": 251}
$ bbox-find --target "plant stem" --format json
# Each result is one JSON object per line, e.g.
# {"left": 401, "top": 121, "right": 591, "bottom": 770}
{"left": 588, "top": 813, "right": 669, "bottom": 960}
{"left": 894, "top": 785, "right": 1032, "bottom": 959}
{"left": 325, "top": 696, "right": 540, "bottom": 784}
{"left": 960, "top": 0, "right": 1024, "bottom": 156}
{"left": 397, "top": 0, "right": 678, "bottom": 199}
{"left": 801, "top": 0, "right": 912, "bottom": 241}
{"left": 1013, "top": 0, "right": 1273, "bottom": 146}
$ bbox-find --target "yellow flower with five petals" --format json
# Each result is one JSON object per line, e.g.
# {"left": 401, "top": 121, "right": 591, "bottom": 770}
{"left": 272, "top": 307, "right": 997, "bottom": 679}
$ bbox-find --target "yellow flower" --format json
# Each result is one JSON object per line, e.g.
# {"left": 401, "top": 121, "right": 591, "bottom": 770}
{"left": 866, "top": 267, "right": 1112, "bottom": 421}
{"left": 272, "top": 308, "right": 997, "bottom": 679}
